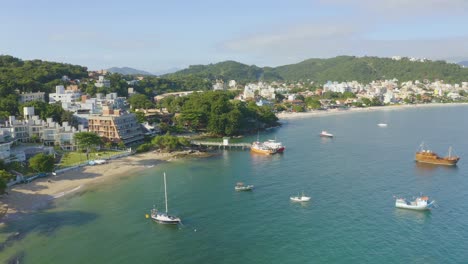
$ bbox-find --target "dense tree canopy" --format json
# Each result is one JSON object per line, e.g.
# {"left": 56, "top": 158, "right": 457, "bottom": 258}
{"left": 29, "top": 153, "right": 55, "bottom": 173}
{"left": 160, "top": 91, "right": 279, "bottom": 136}
{"left": 74, "top": 132, "right": 103, "bottom": 151}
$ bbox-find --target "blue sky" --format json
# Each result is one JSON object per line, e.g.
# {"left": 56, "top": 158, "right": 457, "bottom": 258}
{"left": 1, "top": 0, "right": 467, "bottom": 73}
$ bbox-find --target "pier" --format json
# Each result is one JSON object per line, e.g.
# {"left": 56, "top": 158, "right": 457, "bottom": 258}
{"left": 190, "top": 140, "right": 251, "bottom": 150}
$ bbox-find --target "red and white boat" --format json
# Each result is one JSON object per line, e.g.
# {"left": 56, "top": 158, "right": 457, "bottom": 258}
{"left": 320, "top": 131, "right": 333, "bottom": 138}
{"left": 263, "top": 139, "right": 285, "bottom": 153}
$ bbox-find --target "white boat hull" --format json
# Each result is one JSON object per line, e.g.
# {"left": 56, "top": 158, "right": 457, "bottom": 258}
{"left": 151, "top": 211, "right": 181, "bottom": 224}
{"left": 395, "top": 197, "right": 434, "bottom": 211}
{"left": 235, "top": 185, "right": 254, "bottom": 191}
{"left": 395, "top": 203, "right": 430, "bottom": 211}
{"left": 290, "top": 196, "right": 311, "bottom": 202}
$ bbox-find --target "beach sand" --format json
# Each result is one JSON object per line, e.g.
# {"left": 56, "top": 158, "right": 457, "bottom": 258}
{"left": 277, "top": 103, "right": 468, "bottom": 120}
{"left": 0, "top": 150, "right": 210, "bottom": 222}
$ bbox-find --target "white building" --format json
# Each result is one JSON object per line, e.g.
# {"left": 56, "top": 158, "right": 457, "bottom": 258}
{"left": 49, "top": 85, "right": 81, "bottom": 104}
{"left": 228, "top": 80, "right": 237, "bottom": 89}
{"left": 0, "top": 107, "right": 85, "bottom": 149}
{"left": 383, "top": 91, "right": 396, "bottom": 104}
{"left": 243, "top": 86, "right": 255, "bottom": 99}
{"left": 213, "top": 80, "right": 226, "bottom": 91}
{"left": 95, "top": 76, "right": 111, "bottom": 88}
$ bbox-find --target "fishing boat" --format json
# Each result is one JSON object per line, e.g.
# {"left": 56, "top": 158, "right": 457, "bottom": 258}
{"left": 320, "top": 131, "right": 333, "bottom": 138}
{"left": 395, "top": 196, "right": 435, "bottom": 211}
{"left": 150, "top": 172, "right": 181, "bottom": 224}
{"left": 263, "top": 139, "right": 285, "bottom": 153}
{"left": 251, "top": 141, "right": 277, "bottom": 155}
{"left": 235, "top": 182, "right": 254, "bottom": 191}
{"left": 415, "top": 143, "right": 460, "bottom": 166}
{"left": 377, "top": 123, "right": 388, "bottom": 127}
{"left": 290, "top": 192, "right": 311, "bottom": 202}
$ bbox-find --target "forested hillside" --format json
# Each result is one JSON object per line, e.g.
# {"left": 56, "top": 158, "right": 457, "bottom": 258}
{"left": 166, "top": 56, "right": 468, "bottom": 84}
{"left": 0, "top": 55, "right": 87, "bottom": 97}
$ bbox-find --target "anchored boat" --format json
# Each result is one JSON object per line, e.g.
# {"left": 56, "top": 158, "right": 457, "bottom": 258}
{"left": 415, "top": 143, "right": 460, "bottom": 166}
{"left": 263, "top": 139, "right": 285, "bottom": 153}
{"left": 395, "top": 196, "right": 435, "bottom": 211}
{"left": 290, "top": 192, "right": 311, "bottom": 202}
{"left": 320, "top": 131, "right": 333, "bottom": 138}
{"left": 235, "top": 182, "right": 254, "bottom": 191}
{"left": 150, "top": 172, "right": 181, "bottom": 224}
{"left": 251, "top": 141, "right": 277, "bottom": 155}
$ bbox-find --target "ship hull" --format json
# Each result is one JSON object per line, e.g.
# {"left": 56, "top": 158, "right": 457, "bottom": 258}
{"left": 251, "top": 148, "right": 275, "bottom": 155}
{"left": 415, "top": 154, "right": 459, "bottom": 166}
{"left": 415, "top": 159, "right": 458, "bottom": 166}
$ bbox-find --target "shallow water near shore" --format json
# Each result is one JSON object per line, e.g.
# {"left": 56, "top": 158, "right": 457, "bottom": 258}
{"left": 1, "top": 105, "right": 468, "bottom": 263}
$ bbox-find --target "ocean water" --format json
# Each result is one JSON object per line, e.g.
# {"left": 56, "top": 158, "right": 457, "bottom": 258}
{"left": 1, "top": 105, "right": 468, "bottom": 263}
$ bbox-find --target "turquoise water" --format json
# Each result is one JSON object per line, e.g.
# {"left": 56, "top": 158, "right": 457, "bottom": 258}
{"left": 2, "top": 105, "right": 468, "bottom": 263}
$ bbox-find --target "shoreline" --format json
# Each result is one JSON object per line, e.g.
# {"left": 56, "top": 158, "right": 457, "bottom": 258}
{"left": 277, "top": 102, "right": 468, "bottom": 120}
{"left": 0, "top": 150, "right": 211, "bottom": 223}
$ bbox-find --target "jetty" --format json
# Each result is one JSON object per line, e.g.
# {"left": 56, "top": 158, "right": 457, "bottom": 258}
{"left": 191, "top": 138, "right": 251, "bottom": 150}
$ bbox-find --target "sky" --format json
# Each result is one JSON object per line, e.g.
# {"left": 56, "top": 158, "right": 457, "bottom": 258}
{"left": 1, "top": 0, "right": 467, "bottom": 73}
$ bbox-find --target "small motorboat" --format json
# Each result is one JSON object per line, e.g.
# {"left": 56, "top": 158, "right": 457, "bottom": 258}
{"left": 378, "top": 123, "right": 388, "bottom": 127}
{"left": 235, "top": 182, "right": 254, "bottom": 191}
{"left": 290, "top": 192, "right": 311, "bottom": 202}
{"left": 320, "top": 131, "right": 333, "bottom": 138}
{"left": 395, "top": 196, "right": 435, "bottom": 211}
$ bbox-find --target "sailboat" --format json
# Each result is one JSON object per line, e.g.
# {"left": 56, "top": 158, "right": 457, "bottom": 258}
{"left": 150, "top": 172, "right": 181, "bottom": 224}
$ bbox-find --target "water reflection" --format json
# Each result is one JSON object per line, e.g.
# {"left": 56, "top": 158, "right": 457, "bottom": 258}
{"left": 394, "top": 208, "right": 432, "bottom": 223}
{"left": 320, "top": 137, "right": 334, "bottom": 144}
{"left": 414, "top": 162, "right": 458, "bottom": 176}
{"left": 250, "top": 152, "right": 282, "bottom": 165}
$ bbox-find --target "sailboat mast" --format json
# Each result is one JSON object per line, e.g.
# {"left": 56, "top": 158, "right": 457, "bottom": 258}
{"left": 164, "top": 173, "right": 168, "bottom": 213}
{"left": 449, "top": 146, "right": 452, "bottom": 158}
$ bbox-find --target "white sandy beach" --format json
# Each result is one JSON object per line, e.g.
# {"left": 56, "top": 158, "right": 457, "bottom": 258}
{"left": 276, "top": 102, "right": 468, "bottom": 120}
{"left": 0, "top": 151, "right": 209, "bottom": 222}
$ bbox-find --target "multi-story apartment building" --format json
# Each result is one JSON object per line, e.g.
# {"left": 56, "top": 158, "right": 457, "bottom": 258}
{"left": 88, "top": 106, "right": 143, "bottom": 145}
{"left": 19, "top": 92, "right": 46, "bottom": 103}
{"left": 49, "top": 85, "right": 81, "bottom": 103}
{"left": 0, "top": 107, "right": 85, "bottom": 150}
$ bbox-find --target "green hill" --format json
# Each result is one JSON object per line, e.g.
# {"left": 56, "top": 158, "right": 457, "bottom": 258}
{"left": 166, "top": 56, "right": 468, "bottom": 84}
{"left": 107, "top": 67, "right": 154, "bottom": 76}
{"left": 0, "top": 55, "right": 88, "bottom": 96}
{"left": 166, "top": 61, "right": 264, "bottom": 83}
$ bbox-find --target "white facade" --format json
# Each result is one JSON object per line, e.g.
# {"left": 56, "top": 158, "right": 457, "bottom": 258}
{"left": 95, "top": 76, "right": 111, "bottom": 88}
{"left": 49, "top": 85, "right": 81, "bottom": 103}
{"left": 213, "top": 80, "right": 226, "bottom": 91}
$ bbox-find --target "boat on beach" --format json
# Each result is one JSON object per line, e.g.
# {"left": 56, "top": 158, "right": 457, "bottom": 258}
{"left": 263, "top": 139, "right": 285, "bottom": 153}
{"left": 290, "top": 192, "right": 311, "bottom": 202}
{"left": 235, "top": 182, "right": 254, "bottom": 191}
{"left": 415, "top": 143, "right": 460, "bottom": 166}
{"left": 320, "top": 131, "right": 333, "bottom": 138}
{"left": 395, "top": 196, "right": 435, "bottom": 211}
{"left": 150, "top": 172, "right": 181, "bottom": 224}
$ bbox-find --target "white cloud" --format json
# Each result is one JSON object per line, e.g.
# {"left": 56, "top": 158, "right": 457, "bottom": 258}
{"left": 323, "top": 0, "right": 468, "bottom": 15}
{"left": 221, "top": 21, "right": 468, "bottom": 65}
{"left": 224, "top": 23, "right": 359, "bottom": 53}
